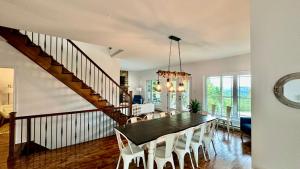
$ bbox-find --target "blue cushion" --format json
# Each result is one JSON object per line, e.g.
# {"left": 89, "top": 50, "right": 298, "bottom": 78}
{"left": 241, "top": 123, "right": 251, "bottom": 135}
{"left": 133, "top": 95, "right": 143, "bottom": 104}
{"left": 240, "top": 117, "right": 251, "bottom": 136}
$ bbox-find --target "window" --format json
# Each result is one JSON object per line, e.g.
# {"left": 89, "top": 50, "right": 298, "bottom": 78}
{"left": 181, "top": 80, "right": 190, "bottom": 111}
{"left": 146, "top": 80, "right": 161, "bottom": 105}
{"left": 205, "top": 74, "right": 251, "bottom": 126}
{"left": 238, "top": 75, "right": 251, "bottom": 117}
{"left": 206, "top": 76, "right": 222, "bottom": 114}
{"left": 222, "top": 76, "right": 233, "bottom": 116}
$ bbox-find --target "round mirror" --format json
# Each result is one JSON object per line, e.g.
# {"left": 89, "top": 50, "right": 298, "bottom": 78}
{"left": 274, "top": 72, "right": 300, "bottom": 109}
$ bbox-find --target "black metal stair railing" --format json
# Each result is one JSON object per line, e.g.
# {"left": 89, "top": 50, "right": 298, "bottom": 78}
{"left": 8, "top": 109, "right": 118, "bottom": 160}
{"left": 19, "top": 30, "right": 132, "bottom": 117}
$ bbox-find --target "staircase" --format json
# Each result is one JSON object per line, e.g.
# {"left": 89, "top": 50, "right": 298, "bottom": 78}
{"left": 0, "top": 26, "right": 131, "bottom": 125}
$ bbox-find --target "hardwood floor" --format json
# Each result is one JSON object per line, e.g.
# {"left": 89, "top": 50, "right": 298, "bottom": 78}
{"left": 0, "top": 123, "right": 9, "bottom": 168}
{"left": 0, "top": 128, "right": 251, "bottom": 169}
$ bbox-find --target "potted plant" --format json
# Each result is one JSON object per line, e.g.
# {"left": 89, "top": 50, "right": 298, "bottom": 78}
{"left": 188, "top": 99, "right": 202, "bottom": 113}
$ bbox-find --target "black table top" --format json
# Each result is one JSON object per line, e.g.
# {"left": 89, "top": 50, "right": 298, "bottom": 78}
{"left": 115, "top": 112, "right": 216, "bottom": 145}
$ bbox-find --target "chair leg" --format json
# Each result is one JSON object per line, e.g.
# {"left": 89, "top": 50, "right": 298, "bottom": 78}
{"left": 227, "top": 121, "right": 230, "bottom": 138}
{"left": 116, "top": 155, "right": 121, "bottom": 169}
{"left": 192, "top": 146, "right": 199, "bottom": 167}
{"left": 137, "top": 157, "right": 140, "bottom": 167}
{"left": 203, "top": 140, "right": 210, "bottom": 160}
{"left": 189, "top": 152, "right": 195, "bottom": 169}
{"left": 123, "top": 160, "right": 130, "bottom": 169}
{"left": 142, "top": 155, "right": 147, "bottom": 169}
{"left": 177, "top": 153, "right": 185, "bottom": 169}
{"left": 241, "top": 132, "right": 244, "bottom": 142}
{"left": 201, "top": 145, "right": 208, "bottom": 161}
{"left": 171, "top": 159, "right": 175, "bottom": 169}
{"left": 156, "top": 161, "right": 165, "bottom": 169}
{"left": 211, "top": 140, "right": 217, "bottom": 155}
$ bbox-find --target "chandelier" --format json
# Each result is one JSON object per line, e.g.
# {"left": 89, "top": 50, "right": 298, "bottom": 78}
{"left": 156, "top": 35, "right": 191, "bottom": 92}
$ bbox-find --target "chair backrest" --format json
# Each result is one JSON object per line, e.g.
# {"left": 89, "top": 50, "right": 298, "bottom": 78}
{"left": 194, "top": 124, "right": 206, "bottom": 144}
{"left": 211, "top": 104, "right": 216, "bottom": 116}
{"left": 160, "top": 112, "right": 167, "bottom": 118}
{"left": 126, "top": 117, "right": 142, "bottom": 124}
{"left": 206, "top": 119, "right": 217, "bottom": 138}
{"left": 143, "top": 114, "right": 153, "bottom": 120}
{"left": 176, "top": 128, "right": 194, "bottom": 151}
{"left": 226, "top": 106, "right": 232, "bottom": 120}
{"left": 114, "top": 129, "right": 133, "bottom": 154}
{"left": 157, "top": 134, "right": 176, "bottom": 158}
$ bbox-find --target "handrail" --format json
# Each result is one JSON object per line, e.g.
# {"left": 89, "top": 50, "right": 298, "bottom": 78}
{"left": 9, "top": 108, "right": 122, "bottom": 160}
{"left": 66, "top": 40, "right": 129, "bottom": 97}
{"left": 15, "top": 108, "right": 104, "bottom": 119}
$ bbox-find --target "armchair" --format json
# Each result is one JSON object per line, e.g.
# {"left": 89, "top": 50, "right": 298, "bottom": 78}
{"left": 240, "top": 117, "right": 251, "bottom": 142}
{"left": 132, "top": 95, "right": 143, "bottom": 104}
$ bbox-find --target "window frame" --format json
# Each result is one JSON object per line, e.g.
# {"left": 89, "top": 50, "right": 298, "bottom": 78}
{"left": 204, "top": 73, "right": 251, "bottom": 127}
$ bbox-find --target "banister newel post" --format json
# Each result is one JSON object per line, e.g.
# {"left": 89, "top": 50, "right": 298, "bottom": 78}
{"left": 8, "top": 112, "right": 16, "bottom": 162}
{"left": 129, "top": 91, "right": 133, "bottom": 117}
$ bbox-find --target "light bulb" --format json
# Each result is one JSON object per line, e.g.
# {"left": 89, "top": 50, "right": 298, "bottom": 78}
{"left": 156, "top": 81, "right": 161, "bottom": 92}
{"left": 166, "top": 78, "right": 171, "bottom": 88}
{"left": 177, "top": 82, "right": 185, "bottom": 92}
{"left": 169, "top": 86, "right": 174, "bottom": 92}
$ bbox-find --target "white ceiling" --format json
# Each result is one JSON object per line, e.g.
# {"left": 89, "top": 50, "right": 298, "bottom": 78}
{"left": 0, "top": 0, "right": 250, "bottom": 71}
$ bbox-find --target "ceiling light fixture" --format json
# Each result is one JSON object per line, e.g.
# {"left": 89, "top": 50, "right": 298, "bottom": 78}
{"left": 156, "top": 35, "right": 191, "bottom": 92}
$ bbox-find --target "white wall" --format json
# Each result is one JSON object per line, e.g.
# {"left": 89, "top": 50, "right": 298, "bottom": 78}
{"left": 251, "top": 0, "right": 300, "bottom": 169}
{"left": 129, "top": 53, "right": 250, "bottom": 110}
{"left": 128, "top": 71, "right": 141, "bottom": 96}
{"left": 74, "top": 41, "right": 120, "bottom": 82}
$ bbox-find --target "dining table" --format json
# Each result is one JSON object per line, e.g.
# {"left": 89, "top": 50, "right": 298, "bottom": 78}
{"left": 115, "top": 112, "right": 216, "bottom": 169}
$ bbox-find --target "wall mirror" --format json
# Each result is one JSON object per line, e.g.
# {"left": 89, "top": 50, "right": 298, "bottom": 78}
{"left": 274, "top": 72, "right": 300, "bottom": 109}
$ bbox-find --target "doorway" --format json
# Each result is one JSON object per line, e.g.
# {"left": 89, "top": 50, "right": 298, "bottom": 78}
{"left": 0, "top": 68, "right": 14, "bottom": 163}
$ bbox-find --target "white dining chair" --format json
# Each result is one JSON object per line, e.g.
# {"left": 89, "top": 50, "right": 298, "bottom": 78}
{"left": 174, "top": 128, "right": 195, "bottom": 169}
{"left": 217, "top": 106, "right": 233, "bottom": 137}
{"left": 203, "top": 119, "right": 217, "bottom": 160}
{"left": 154, "top": 134, "right": 176, "bottom": 169}
{"left": 143, "top": 113, "right": 154, "bottom": 121}
{"left": 211, "top": 104, "right": 216, "bottom": 116}
{"left": 126, "top": 117, "right": 142, "bottom": 124}
{"left": 115, "top": 129, "right": 147, "bottom": 169}
{"left": 126, "top": 116, "right": 143, "bottom": 166}
{"left": 160, "top": 112, "right": 167, "bottom": 118}
{"left": 190, "top": 123, "right": 207, "bottom": 166}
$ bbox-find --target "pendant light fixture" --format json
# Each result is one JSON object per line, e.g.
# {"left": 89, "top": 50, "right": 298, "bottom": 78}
{"left": 156, "top": 35, "right": 191, "bottom": 92}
